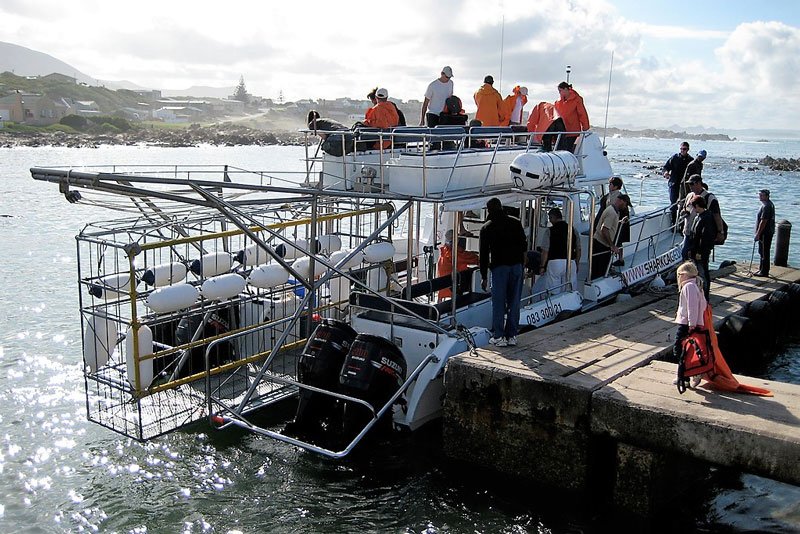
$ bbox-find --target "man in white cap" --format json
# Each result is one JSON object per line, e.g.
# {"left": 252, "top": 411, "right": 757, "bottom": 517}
{"left": 420, "top": 66, "right": 454, "bottom": 127}
{"left": 502, "top": 85, "right": 529, "bottom": 126}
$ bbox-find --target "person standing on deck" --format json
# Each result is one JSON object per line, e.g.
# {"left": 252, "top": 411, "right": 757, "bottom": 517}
{"left": 501, "top": 86, "right": 528, "bottom": 126}
{"left": 539, "top": 208, "right": 581, "bottom": 293}
{"left": 480, "top": 198, "right": 527, "bottom": 347}
{"left": 591, "top": 194, "right": 628, "bottom": 280}
{"left": 687, "top": 195, "right": 716, "bottom": 300}
{"left": 553, "top": 82, "right": 589, "bottom": 153}
{"left": 662, "top": 141, "right": 693, "bottom": 225}
{"left": 420, "top": 66, "right": 454, "bottom": 127}
{"left": 754, "top": 188, "right": 776, "bottom": 277}
{"left": 474, "top": 75, "right": 506, "bottom": 127}
{"left": 680, "top": 149, "right": 707, "bottom": 199}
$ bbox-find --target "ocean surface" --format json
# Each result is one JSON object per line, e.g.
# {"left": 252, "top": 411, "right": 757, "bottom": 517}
{"left": 1, "top": 137, "right": 799, "bottom": 533}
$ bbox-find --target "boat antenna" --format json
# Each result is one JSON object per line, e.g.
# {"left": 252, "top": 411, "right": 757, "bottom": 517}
{"left": 565, "top": 65, "right": 571, "bottom": 84}
{"left": 602, "top": 51, "right": 615, "bottom": 148}
{"left": 498, "top": 15, "right": 505, "bottom": 94}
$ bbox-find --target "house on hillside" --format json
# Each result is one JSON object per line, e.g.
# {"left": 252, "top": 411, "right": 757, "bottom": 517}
{"left": 0, "top": 92, "right": 63, "bottom": 126}
{"left": 153, "top": 106, "right": 204, "bottom": 123}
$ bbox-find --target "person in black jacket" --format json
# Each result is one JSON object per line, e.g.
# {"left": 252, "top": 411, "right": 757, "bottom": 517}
{"left": 688, "top": 195, "right": 716, "bottom": 300}
{"left": 479, "top": 197, "right": 527, "bottom": 347}
{"left": 662, "top": 141, "right": 693, "bottom": 224}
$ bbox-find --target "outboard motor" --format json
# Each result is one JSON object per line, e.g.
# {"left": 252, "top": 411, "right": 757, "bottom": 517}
{"left": 285, "top": 319, "right": 357, "bottom": 439}
{"left": 339, "top": 334, "right": 407, "bottom": 440}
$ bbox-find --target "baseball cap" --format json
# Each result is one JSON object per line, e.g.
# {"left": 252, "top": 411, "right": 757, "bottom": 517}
{"left": 697, "top": 149, "right": 707, "bottom": 158}
{"left": 375, "top": 88, "right": 388, "bottom": 98}
{"left": 687, "top": 174, "right": 702, "bottom": 184}
{"left": 442, "top": 66, "right": 453, "bottom": 78}
{"left": 484, "top": 75, "right": 494, "bottom": 84}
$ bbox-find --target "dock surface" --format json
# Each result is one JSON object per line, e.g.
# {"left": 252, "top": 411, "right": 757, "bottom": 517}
{"left": 443, "top": 265, "right": 800, "bottom": 499}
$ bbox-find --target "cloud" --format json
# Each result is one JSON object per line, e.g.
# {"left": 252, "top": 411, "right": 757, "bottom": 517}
{"left": 0, "top": 0, "right": 797, "bottom": 130}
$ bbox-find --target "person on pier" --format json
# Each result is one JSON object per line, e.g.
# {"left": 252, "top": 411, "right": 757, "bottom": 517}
{"left": 672, "top": 261, "right": 707, "bottom": 388}
{"left": 754, "top": 188, "right": 775, "bottom": 277}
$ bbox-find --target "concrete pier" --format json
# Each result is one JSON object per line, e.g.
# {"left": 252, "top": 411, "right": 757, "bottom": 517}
{"left": 443, "top": 264, "right": 800, "bottom": 513}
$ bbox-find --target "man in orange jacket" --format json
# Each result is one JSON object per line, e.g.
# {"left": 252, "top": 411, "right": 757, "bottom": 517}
{"left": 363, "top": 87, "right": 399, "bottom": 149}
{"left": 474, "top": 75, "right": 506, "bottom": 127}
{"left": 502, "top": 86, "right": 528, "bottom": 126}
{"left": 554, "top": 82, "right": 589, "bottom": 152}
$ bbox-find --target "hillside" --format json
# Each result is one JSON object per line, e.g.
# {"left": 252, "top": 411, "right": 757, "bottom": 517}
{"left": 0, "top": 71, "right": 142, "bottom": 112}
{"left": 0, "top": 41, "right": 95, "bottom": 85}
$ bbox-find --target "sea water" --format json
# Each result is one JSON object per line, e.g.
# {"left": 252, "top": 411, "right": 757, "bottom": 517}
{"left": 1, "top": 139, "right": 799, "bottom": 532}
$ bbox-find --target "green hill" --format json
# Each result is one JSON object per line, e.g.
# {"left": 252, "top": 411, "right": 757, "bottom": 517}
{"left": 0, "top": 71, "right": 141, "bottom": 112}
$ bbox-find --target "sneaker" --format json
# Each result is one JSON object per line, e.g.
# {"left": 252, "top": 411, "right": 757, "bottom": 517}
{"left": 506, "top": 336, "right": 517, "bottom": 346}
{"left": 489, "top": 336, "right": 508, "bottom": 347}
{"left": 753, "top": 271, "right": 768, "bottom": 277}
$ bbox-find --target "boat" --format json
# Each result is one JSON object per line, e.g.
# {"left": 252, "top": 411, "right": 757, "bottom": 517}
{"left": 30, "top": 125, "right": 681, "bottom": 456}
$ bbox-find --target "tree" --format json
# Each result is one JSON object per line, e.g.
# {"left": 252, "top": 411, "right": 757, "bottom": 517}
{"left": 233, "top": 76, "right": 250, "bottom": 104}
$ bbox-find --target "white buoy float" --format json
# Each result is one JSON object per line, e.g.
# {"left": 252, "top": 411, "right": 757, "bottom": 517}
{"left": 89, "top": 272, "right": 135, "bottom": 299}
{"left": 83, "top": 312, "right": 118, "bottom": 373}
{"left": 274, "top": 239, "right": 313, "bottom": 260}
{"left": 141, "top": 262, "right": 187, "bottom": 287}
{"left": 329, "top": 248, "right": 364, "bottom": 270}
{"left": 292, "top": 256, "right": 327, "bottom": 279}
{"left": 189, "top": 252, "right": 233, "bottom": 277}
{"left": 247, "top": 263, "right": 290, "bottom": 289}
{"left": 235, "top": 244, "right": 274, "bottom": 267}
{"left": 125, "top": 324, "right": 154, "bottom": 390}
{"left": 200, "top": 273, "right": 246, "bottom": 300}
{"left": 316, "top": 235, "right": 342, "bottom": 254}
{"left": 363, "top": 241, "right": 395, "bottom": 263}
{"left": 509, "top": 151, "right": 580, "bottom": 190}
{"left": 145, "top": 283, "right": 199, "bottom": 313}
{"left": 328, "top": 275, "right": 350, "bottom": 306}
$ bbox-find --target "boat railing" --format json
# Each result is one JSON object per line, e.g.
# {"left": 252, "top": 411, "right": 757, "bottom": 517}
{"left": 303, "top": 126, "right": 584, "bottom": 197}
{"left": 208, "top": 352, "right": 440, "bottom": 459}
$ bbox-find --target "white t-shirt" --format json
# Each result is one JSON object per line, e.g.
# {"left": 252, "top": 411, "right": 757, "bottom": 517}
{"left": 424, "top": 79, "right": 454, "bottom": 116}
{"left": 510, "top": 96, "right": 523, "bottom": 124}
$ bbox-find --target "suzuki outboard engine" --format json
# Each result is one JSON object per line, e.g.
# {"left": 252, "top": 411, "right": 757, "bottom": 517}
{"left": 285, "top": 319, "right": 357, "bottom": 439}
{"left": 339, "top": 334, "right": 407, "bottom": 440}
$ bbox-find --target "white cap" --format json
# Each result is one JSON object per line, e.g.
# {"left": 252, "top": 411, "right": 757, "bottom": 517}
{"left": 442, "top": 66, "right": 454, "bottom": 78}
{"left": 520, "top": 86, "right": 528, "bottom": 96}
{"left": 375, "top": 87, "right": 388, "bottom": 99}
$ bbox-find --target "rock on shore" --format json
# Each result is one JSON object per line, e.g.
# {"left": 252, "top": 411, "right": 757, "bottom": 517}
{"left": 759, "top": 156, "right": 800, "bottom": 172}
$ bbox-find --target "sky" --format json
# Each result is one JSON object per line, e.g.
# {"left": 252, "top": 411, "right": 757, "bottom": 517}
{"left": 1, "top": 0, "right": 799, "bottom": 131}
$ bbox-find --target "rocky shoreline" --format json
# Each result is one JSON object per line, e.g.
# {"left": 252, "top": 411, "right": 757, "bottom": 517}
{"left": 3, "top": 125, "right": 797, "bottom": 173}
{"left": 0, "top": 123, "right": 308, "bottom": 148}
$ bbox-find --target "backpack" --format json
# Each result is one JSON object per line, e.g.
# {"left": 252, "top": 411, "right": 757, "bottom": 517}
{"left": 677, "top": 329, "right": 715, "bottom": 393}
{"left": 700, "top": 191, "right": 728, "bottom": 245}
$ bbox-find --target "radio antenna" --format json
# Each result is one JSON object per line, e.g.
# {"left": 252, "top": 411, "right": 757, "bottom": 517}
{"left": 498, "top": 16, "right": 505, "bottom": 93}
{"left": 602, "top": 51, "right": 615, "bottom": 148}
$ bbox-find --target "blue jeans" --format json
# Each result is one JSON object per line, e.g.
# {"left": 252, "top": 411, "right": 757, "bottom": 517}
{"left": 491, "top": 263, "right": 524, "bottom": 338}
{"left": 680, "top": 234, "right": 691, "bottom": 261}
{"left": 668, "top": 182, "right": 680, "bottom": 224}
